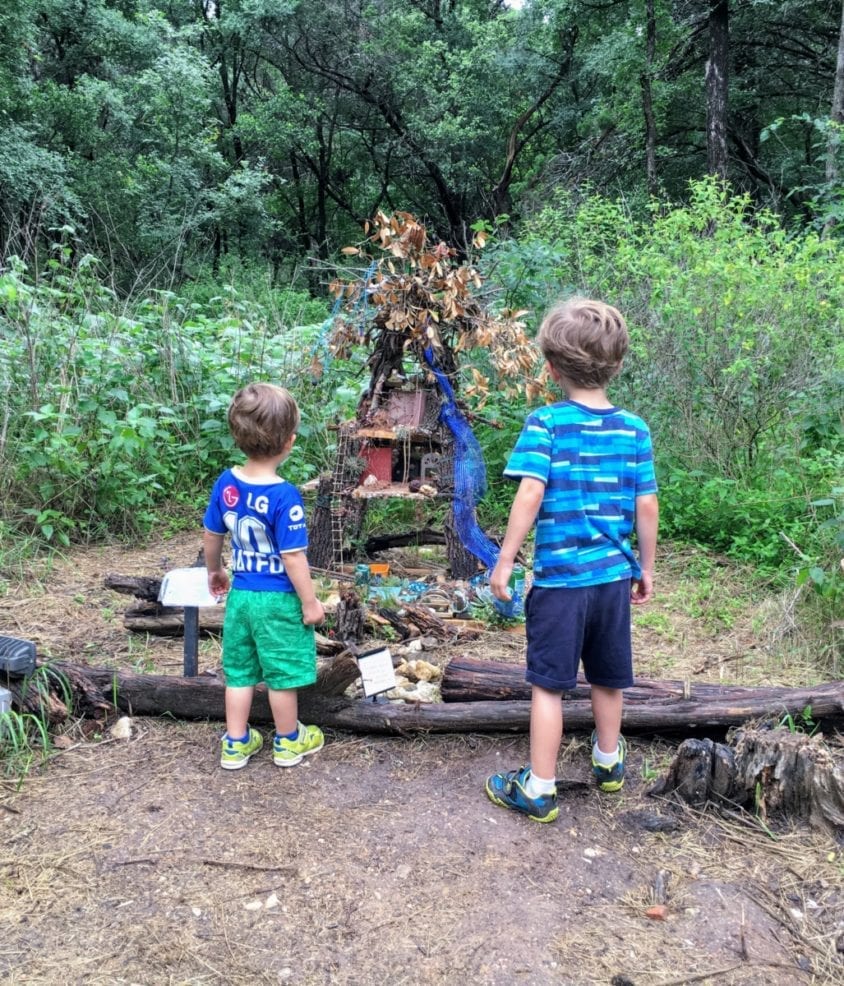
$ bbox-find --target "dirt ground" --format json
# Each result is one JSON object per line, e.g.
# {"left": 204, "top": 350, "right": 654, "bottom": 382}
{"left": 1, "top": 533, "right": 843, "bottom": 986}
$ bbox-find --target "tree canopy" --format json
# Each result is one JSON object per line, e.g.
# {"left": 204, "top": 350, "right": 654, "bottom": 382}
{"left": 0, "top": 0, "right": 842, "bottom": 284}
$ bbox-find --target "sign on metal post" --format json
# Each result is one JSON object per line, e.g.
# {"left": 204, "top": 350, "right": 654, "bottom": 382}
{"left": 157, "top": 568, "right": 220, "bottom": 677}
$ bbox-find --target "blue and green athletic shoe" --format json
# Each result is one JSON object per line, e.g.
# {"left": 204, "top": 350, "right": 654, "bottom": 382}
{"left": 485, "top": 765, "right": 559, "bottom": 823}
{"left": 591, "top": 731, "right": 628, "bottom": 792}
{"left": 220, "top": 726, "right": 264, "bottom": 770}
{"left": 273, "top": 722, "right": 325, "bottom": 767}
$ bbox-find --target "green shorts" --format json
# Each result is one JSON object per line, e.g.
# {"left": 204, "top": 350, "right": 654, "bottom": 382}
{"left": 222, "top": 588, "right": 317, "bottom": 691}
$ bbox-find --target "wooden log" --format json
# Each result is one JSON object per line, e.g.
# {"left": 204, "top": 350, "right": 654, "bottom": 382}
{"left": 123, "top": 601, "right": 224, "bottom": 635}
{"left": 104, "top": 573, "right": 163, "bottom": 602}
{"left": 119, "top": 601, "right": 342, "bottom": 655}
{"left": 441, "top": 656, "right": 844, "bottom": 709}
{"left": 649, "top": 729, "right": 844, "bottom": 834}
{"left": 40, "top": 660, "right": 844, "bottom": 736}
{"left": 363, "top": 528, "right": 446, "bottom": 553}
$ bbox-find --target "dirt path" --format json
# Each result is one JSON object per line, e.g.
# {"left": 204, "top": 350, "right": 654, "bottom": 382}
{"left": 1, "top": 535, "right": 842, "bottom": 985}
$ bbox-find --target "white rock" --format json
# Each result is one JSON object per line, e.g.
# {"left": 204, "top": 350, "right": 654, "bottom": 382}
{"left": 110, "top": 717, "right": 133, "bottom": 740}
{"left": 192, "top": 907, "right": 202, "bottom": 917}
{"left": 244, "top": 900, "right": 263, "bottom": 911}
{"left": 414, "top": 681, "right": 439, "bottom": 703}
{"left": 265, "top": 893, "right": 279, "bottom": 909}
{"left": 406, "top": 638, "right": 424, "bottom": 652}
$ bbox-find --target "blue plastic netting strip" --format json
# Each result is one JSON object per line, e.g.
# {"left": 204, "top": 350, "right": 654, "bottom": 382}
{"left": 423, "top": 346, "right": 499, "bottom": 571}
{"left": 310, "top": 260, "right": 378, "bottom": 381}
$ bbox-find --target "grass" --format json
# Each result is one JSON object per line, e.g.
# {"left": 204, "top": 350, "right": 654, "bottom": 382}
{"left": 0, "top": 664, "right": 74, "bottom": 780}
{"left": 0, "top": 708, "right": 51, "bottom": 779}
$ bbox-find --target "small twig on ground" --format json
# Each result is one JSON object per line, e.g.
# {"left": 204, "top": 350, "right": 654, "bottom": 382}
{"left": 199, "top": 858, "right": 298, "bottom": 875}
{"left": 653, "top": 965, "right": 743, "bottom": 986}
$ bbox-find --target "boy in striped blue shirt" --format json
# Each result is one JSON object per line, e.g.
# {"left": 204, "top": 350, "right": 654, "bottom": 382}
{"left": 485, "top": 298, "right": 659, "bottom": 822}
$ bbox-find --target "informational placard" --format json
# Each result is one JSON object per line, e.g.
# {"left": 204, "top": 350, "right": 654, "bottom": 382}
{"left": 356, "top": 646, "right": 396, "bottom": 699}
{"left": 158, "top": 567, "right": 220, "bottom": 608}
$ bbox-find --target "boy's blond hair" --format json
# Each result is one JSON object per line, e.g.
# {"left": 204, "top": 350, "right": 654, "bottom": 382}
{"left": 537, "top": 297, "right": 629, "bottom": 389}
{"left": 228, "top": 383, "right": 300, "bottom": 458}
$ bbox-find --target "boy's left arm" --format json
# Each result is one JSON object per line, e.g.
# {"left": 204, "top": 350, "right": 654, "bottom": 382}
{"left": 632, "top": 493, "right": 659, "bottom": 604}
{"left": 283, "top": 550, "right": 325, "bottom": 626}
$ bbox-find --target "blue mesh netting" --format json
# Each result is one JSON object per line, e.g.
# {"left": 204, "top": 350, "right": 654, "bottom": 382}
{"left": 310, "top": 261, "right": 378, "bottom": 381}
{"left": 423, "top": 346, "right": 499, "bottom": 571}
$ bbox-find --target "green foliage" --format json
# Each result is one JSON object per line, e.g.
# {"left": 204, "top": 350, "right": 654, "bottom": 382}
{"left": 0, "top": 664, "right": 69, "bottom": 779}
{"left": 0, "top": 252, "right": 331, "bottom": 545}
{"left": 778, "top": 704, "right": 818, "bottom": 736}
{"left": 489, "top": 178, "right": 843, "bottom": 577}
{"left": 0, "top": 709, "right": 51, "bottom": 779}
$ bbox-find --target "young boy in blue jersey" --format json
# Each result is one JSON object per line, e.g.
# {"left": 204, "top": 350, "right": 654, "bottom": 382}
{"left": 485, "top": 298, "right": 659, "bottom": 822}
{"left": 203, "top": 383, "right": 326, "bottom": 770}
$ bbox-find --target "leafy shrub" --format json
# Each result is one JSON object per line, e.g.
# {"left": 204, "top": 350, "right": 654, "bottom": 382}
{"left": 482, "top": 178, "right": 843, "bottom": 585}
{"left": 0, "top": 253, "right": 331, "bottom": 544}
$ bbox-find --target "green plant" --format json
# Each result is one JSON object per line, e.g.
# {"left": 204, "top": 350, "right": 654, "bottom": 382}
{"left": 0, "top": 709, "right": 51, "bottom": 779}
{"left": 641, "top": 758, "right": 660, "bottom": 782}
{"left": 14, "top": 665, "right": 73, "bottom": 726}
{"left": 778, "top": 704, "right": 818, "bottom": 736}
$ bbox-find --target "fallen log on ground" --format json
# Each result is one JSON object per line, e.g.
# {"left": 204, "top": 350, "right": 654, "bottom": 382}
{"left": 122, "top": 600, "right": 224, "bottom": 635}
{"left": 27, "top": 658, "right": 844, "bottom": 736}
{"left": 441, "top": 657, "right": 844, "bottom": 720}
{"left": 364, "top": 528, "right": 446, "bottom": 553}
{"left": 104, "top": 573, "right": 165, "bottom": 601}
{"left": 650, "top": 730, "right": 844, "bottom": 834}
{"left": 106, "top": 572, "right": 478, "bottom": 644}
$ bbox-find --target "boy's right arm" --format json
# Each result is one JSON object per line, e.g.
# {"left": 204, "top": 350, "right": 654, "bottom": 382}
{"left": 490, "top": 477, "right": 545, "bottom": 601}
{"left": 203, "top": 529, "right": 230, "bottom": 599}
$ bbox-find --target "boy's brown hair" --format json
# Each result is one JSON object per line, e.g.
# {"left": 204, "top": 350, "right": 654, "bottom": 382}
{"left": 228, "top": 383, "right": 300, "bottom": 458}
{"left": 537, "top": 297, "right": 629, "bottom": 389}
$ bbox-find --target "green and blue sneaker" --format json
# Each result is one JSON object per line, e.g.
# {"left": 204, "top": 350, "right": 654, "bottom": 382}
{"left": 485, "top": 765, "right": 559, "bottom": 823}
{"left": 591, "top": 731, "right": 628, "bottom": 792}
{"left": 220, "top": 726, "right": 264, "bottom": 770}
{"left": 273, "top": 722, "right": 325, "bottom": 767}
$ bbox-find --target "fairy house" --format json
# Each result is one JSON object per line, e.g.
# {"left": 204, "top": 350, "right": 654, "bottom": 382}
{"left": 307, "top": 211, "right": 541, "bottom": 578}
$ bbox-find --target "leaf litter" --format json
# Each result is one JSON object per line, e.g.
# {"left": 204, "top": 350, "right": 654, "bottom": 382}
{"left": 0, "top": 532, "right": 842, "bottom": 984}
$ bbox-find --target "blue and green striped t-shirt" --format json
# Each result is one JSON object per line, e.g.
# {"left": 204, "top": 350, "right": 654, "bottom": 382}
{"left": 505, "top": 400, "right": 657, "bottom": 588}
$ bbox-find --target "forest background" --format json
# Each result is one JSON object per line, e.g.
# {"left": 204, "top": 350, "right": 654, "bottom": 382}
{"left": 0, "top": 0, "right": 842, "bottom": 671}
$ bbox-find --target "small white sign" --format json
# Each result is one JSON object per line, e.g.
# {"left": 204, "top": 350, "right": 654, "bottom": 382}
{"left": 158, "top": 567, "right": 220, "bottom": 608}
{"left": 356, "top": 646, "right": 396, "bottom": 698}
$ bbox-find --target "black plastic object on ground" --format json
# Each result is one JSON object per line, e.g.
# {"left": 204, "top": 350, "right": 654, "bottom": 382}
{"left": 0, "top": 635, "right": 36, "bottom": 676}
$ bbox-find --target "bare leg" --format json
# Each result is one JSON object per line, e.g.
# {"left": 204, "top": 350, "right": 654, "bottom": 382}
{"left": 591, "top": 685, "right": 623, "bottom": 753}
{"left": 225, "top": 686, "right": 254, "bottom": 738}
{"left": 268, "top": 688, "right": 298, "bottom": 736}
{"left": 530, "top": 685, "right": 563, "bottom": 779}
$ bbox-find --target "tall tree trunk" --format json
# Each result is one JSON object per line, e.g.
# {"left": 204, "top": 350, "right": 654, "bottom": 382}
{"left": 824, "top": 0, "right": 844, "bottom": 235}
{"left": 705, "top": 0, "right": 729, "bottom": 179}
{"left": 640, "top": 0, "right": 658, "bottom": 195}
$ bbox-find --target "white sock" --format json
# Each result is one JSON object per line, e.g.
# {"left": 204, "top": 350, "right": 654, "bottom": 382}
{"left": 525, "top": 770, "right": 556, "bottom": 798}
{"left": 593, "top": 742, "right": 619, "bottom": 767}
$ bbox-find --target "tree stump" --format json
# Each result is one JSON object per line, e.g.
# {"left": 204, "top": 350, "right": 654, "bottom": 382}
{"left": 334, "top": 589, "right": 366, "bottom": 643}
{"left": 650, "top": 728, "right": 844, "bottom": 834}
{"left": 307, "top": 475, "right": 337, "bottom": 570}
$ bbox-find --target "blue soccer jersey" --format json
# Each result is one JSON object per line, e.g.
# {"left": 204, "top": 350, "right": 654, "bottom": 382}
{"left": 505, "top": 400, "right": 657, "bottom": 588}
{"left": 203, "top": 469, "right": 309, "bottom": 592}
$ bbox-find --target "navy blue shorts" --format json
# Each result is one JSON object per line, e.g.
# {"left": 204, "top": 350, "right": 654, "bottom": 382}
{"left": 525, "top": 580, "right": 633, "bottom": 692}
